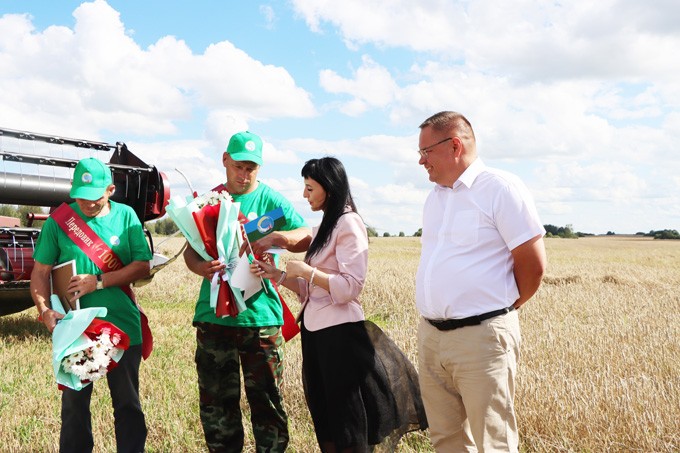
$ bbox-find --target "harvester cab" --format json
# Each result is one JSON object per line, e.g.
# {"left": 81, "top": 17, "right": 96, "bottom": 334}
{"left": 0, "top": 127, "right": 170, "bottom": 316}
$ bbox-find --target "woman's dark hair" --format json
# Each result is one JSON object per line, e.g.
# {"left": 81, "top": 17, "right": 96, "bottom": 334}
{"left": 301, "top": 157, "right": 357, "bottom": 261}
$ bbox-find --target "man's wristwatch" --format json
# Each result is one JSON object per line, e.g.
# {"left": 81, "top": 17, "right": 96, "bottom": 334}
{"left": 96, "top": 274, "right": 104, "bottom": 291}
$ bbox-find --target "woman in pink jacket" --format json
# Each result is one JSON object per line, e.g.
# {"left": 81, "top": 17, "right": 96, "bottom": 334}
{"left": 253, "top": 157, "right": 427, "bottom": 452}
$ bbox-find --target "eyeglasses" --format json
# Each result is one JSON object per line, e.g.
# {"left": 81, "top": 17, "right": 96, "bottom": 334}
{"left": 417, "top": 137, "right": 452, "bottom": 159}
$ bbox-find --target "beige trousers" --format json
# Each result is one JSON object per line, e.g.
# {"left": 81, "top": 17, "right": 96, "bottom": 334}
{"left": 417, "top": 311, "right": 521, "bottom": 452}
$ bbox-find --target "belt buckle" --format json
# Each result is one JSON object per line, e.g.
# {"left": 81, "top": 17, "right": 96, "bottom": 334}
{"left": 427, "top": 318, "right": 465, "bottom": 331}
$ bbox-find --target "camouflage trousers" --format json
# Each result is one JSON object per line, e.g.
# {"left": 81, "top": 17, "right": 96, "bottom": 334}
{"left": 194, "top": 323, "right": 288, "bottom": 453}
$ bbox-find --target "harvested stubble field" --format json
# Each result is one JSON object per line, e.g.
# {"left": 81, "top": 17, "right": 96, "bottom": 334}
{"left": 0, "top": 236, "right": 678, "bottom": 452}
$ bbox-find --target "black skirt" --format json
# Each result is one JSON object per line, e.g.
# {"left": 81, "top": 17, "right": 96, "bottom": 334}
{"left": 301, "top": 319, "right": 428, "bottom": 452}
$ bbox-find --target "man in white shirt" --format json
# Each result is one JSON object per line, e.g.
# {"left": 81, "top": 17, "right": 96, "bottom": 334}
{"left": 415, "top": 111, "right": 547, "bottom": 452}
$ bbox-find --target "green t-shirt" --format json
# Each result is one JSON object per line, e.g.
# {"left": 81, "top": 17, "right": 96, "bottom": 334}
{"left": 192, "top": 182, "right": 307, "bottom": 327}
{"left": 33, "top": 201, "right": 152, "bottom": 345}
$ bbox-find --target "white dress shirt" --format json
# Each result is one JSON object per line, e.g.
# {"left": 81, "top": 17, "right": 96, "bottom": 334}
{"left": 416, "top": 158, "right": 545, "bottom": 319}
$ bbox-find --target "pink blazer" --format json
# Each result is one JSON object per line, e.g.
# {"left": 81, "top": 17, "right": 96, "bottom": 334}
{"left": 296, "top": 211, "right": 368, "bottom": 332}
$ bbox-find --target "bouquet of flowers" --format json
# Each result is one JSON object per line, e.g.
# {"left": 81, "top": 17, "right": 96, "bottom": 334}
{"left": 60, "top": 319, "right": 129, "bottom": 383}
{"left": 50, "top": 295, "right": 130, "bottom": 391}
{"left": 166, "top": 189, "right": 250, "bottom": 317}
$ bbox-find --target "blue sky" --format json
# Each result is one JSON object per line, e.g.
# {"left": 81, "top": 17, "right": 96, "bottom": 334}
{"left": 1, "top": 0, "right": 679, "bottom": 235}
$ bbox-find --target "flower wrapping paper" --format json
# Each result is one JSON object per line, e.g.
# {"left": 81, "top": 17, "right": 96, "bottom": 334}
{"left": 50, "top": 295, "right": 130, "bottom": 391}
{"left": 166, "top": 191, "right": 248, "bottom": 317}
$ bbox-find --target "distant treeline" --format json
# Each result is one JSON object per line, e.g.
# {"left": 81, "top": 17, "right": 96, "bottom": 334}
{"left": 637, "top": 229, "right": 680, "bottom": 240}
{"left": 546, "top": 223, "right": 680, "bottom": 240}
{"left": 143, "top": 219, "right": 680, "bottom": 240}
{"left": 0, "top": 204, "right": 46, "bottom": 227}
{"left": 544, "top": 224, "right": 584, "bottom": 238}
{"left": 148, "top": 217, "right": 179, "bottom": 235}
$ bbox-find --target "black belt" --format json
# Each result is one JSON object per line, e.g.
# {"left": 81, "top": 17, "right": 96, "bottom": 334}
{"left": 425, "top": 306, "right": 515, "bottom": 331}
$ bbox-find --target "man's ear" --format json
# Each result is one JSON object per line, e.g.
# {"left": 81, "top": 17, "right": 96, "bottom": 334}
{"left": 222, "top": 152, "right": 229, "bottom": 167}
{"left": 451, "top": 137, "right": 463, "bottom": 157}
{"left": 106, "top": 184, "right": 116, "bottom": 196}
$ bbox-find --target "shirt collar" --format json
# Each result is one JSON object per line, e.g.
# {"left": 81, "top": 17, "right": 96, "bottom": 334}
{"left": 435, "top": 158, "right": 485, "bottom": 191}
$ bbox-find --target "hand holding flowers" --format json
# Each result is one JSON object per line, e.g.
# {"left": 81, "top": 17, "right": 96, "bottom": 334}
{"left": 166, "top": 188, "right": 248, "bottom": 317}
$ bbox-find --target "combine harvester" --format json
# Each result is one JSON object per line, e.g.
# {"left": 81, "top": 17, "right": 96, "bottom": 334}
{"left": 0, "top": 127, "right": 170, "bottom": 316}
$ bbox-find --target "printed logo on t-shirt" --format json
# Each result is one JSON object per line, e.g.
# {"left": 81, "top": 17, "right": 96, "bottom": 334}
{"left": 110, "top": 235, "right": 120, "bottom": 246}
{"left": 247, "top": 212, "right": 258, "bottom": 221}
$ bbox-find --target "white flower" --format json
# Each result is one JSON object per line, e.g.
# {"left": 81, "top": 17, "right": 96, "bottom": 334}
{"left": 195, "top": 190, "right": 231, "bottom": 208}
{"left": 61, "top": 330, "right": 124, "bottom": 383}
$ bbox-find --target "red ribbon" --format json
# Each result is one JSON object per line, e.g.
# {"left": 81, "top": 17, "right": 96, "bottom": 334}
{"left": 191, "top": 201, "right": 239, "bottom": 318}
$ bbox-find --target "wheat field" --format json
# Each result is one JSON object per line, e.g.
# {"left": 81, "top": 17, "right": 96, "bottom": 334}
{"left": 0, "top": 236, "right": 678, "bottom": 452}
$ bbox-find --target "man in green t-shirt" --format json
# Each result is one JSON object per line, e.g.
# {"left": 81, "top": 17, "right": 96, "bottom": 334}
{"left": 183, "top": 131, "right": 311, "bottom": 452}
{"left": 31, "top": 157, "right": 152, "bottom": 452}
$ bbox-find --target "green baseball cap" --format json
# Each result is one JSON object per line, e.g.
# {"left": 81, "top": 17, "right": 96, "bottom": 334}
{"left": 70, "top": 157, "right": 113, "bottom": 200}
{"left": 226, "top": 131, "right": 263, "bottom": 166}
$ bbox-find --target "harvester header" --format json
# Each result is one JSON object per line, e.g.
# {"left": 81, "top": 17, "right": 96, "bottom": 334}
{"left": 0, "top": 126, "right": 170, "bottom": 315}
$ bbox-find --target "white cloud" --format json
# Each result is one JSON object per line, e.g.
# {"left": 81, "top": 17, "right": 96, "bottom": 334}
{"left": 358, "top": 181, "right": 429, "bottom": 235}
{"left": 2, "top": 0, "right": 678, "bottom": 236}
{"left": 528, "top": 157, "right": 680, "bottom": 233}
{"left": 259, "top": 5, "right": 277, "bottom": 29}
{"left": 125, "top": 139, "right": 224, "bottom": 197}
{"left": 293, "top": 0, "right": 680, "bottom": 81}
{"left": 189, "top": 41, "right": 315, "bottom": 118}
{"left": 281, "top": 133, "right": 414, "bottom": 162}
{"left": 203, "top": 111, "right": 251, "bottom": 152}
{"left": 319, "top": 55, "right": 398, "bottom": 115}
{"left": 290, "top": 0, "right": 461, "bottom": 53}
{"left": 0, "top": 0, "right": 315, "bottom": 139}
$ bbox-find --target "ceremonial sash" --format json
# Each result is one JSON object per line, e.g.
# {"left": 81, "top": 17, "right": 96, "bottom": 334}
{"left": 50, "top": 203, "right": 154, "bottom": 360}
{"left": 212, "top": 184, "right": 300, "bottom": 341}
